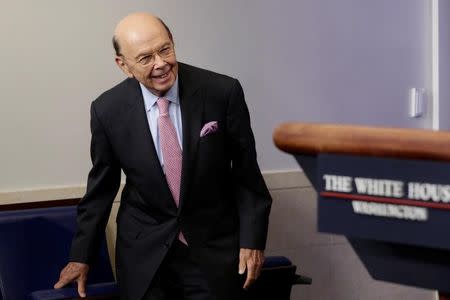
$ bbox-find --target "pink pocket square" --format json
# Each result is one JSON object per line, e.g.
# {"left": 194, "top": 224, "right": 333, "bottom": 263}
{"left": 200, "top": 121, "right": 218, "bottom": 137}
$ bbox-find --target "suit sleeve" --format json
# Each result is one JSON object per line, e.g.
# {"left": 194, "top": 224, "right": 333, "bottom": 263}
{"left": 226, "top": 79, "right": 272, "bottom": 250}
{"left": 69, "top": 102, "right": 121, "bottom": 264}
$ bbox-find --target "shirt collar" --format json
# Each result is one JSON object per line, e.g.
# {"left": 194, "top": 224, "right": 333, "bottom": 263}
{"left": 140, "top": 76, "right": 179, "bottom": 112}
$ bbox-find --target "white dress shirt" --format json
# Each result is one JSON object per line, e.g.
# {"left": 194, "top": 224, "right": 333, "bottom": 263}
{"left": 139, "top": 77, "right": 183, "bottom": 166}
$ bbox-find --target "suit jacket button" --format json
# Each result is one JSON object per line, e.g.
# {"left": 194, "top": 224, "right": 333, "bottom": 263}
{"left": 164, "top": 242, "right": 170, "bottom": 248}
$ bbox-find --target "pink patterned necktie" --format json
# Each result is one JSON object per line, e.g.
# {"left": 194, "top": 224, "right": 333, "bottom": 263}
{"left": 156, "top": 98, "right": 187, "bottom": 245}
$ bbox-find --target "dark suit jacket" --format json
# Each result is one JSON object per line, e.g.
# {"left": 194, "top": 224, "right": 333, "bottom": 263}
{"left": 70, "top": 63, "right": 272, "bottom": 300}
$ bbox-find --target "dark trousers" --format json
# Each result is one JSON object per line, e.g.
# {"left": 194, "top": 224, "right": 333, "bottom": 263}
{"left": 143, "top": 240, "right": 217, "bottom": 300}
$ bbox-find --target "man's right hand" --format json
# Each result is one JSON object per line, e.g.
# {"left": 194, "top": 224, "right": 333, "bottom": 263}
{"left": 54, "top": 262, "right": 90, "bottom": 298}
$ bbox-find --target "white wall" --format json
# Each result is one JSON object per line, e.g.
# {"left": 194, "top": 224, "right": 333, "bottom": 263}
{"left": 0, "top": 0, "right": 434, "bottom": 191}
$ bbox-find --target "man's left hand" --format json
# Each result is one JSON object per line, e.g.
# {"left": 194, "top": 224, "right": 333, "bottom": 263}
{"left": 239, "top": 248, "right": 265, "bottom": 289}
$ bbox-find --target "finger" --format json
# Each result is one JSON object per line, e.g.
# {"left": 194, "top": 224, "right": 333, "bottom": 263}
{"left": 53, "top": 279, "right": 66, "bottom": 289}
{"left": 54, "top": 273, "right": 76, "bottom": 289}
{"left": 243, "top": 276, "right": 252, "bottom": 289}
{"left": 254, "top": 263, "right": 263, "bottom": 279}
{"left": 252, "top": 253, "right": 264, "bottom": 279}
{"left": 239, "top": 256, "right": 247, "bottom": 274}
{"left": 243, "top": 262, "right": 257, "bottom": 289}
{"left": 77, "top": 278, "right": 87, "bottom": 298}
{"left": 244, "top": 259, "right": 257, "bottom": 289}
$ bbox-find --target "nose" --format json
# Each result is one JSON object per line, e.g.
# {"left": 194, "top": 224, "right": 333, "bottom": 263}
{"left": 153, "top": 53, "right": 166, "bottom": 69}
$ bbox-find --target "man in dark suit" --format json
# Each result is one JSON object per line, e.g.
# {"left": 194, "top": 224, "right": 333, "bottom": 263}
{"left": 54, "top": 12, "right": 272, "bottom": 300}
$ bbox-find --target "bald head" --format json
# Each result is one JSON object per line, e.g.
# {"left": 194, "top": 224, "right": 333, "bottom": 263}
{"left": 113, "top": 12, "right": 178, "bottom": 96}
{"left": 112, "top": 12, "right": 172, "bottom": 56}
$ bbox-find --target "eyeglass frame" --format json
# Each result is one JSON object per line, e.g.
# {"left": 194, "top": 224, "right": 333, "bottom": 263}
{"left": 118, "top": 42, "right": 175, "bottom": 69}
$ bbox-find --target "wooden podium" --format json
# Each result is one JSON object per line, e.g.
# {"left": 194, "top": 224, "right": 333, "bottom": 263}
{"left": 273, "top": 123, "right": 450, "bottom": 299}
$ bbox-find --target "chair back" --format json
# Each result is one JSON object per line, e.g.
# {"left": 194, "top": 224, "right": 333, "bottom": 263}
{"left": 0, "top": 205, "right": 114, "bottom": 300}
{"left": 246, "top": 256, "right": 297, "bottom": 300}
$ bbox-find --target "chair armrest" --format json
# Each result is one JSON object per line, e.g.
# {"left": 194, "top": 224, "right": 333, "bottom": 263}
{"left": 29, "top": 282, "right": 118, "bottom": 300}
{"left": 293, "top": 274, "right": 312, "bottom": 285}
{"left": 263, "top": 256, "right": 292, "bottom": 268}
{"left": 264, "top": 256, "right": 312, "bottom": 285}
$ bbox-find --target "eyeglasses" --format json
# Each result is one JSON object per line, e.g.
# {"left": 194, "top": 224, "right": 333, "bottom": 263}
{"left": 120, "top": 43, "right": 174, "bottom": 69}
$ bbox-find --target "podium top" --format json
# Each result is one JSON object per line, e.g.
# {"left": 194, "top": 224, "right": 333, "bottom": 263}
{"left": 273, "top": 123, "right": 450, "bottom": 162}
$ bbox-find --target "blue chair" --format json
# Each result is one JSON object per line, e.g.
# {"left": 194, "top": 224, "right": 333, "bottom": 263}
{"left": 0, "top": 205, "right": 118, "bottom": 300}
{"left": 0, "top": 204, "right": 310, "bottom": 300}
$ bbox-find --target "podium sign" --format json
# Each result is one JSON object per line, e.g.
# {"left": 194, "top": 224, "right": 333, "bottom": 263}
{"left": 317, "top": 153, "right": 450, "bottom": 250}
{"left": 276, "top": 122, "right": 450, "bottom": 293}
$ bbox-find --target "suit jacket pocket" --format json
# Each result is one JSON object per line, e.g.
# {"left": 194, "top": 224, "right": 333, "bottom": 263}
{"left": 117, "top": 203, "right": 159, "bottom": 242}
{"left": 198, "top": 123, "right": 225, "bottom": 160}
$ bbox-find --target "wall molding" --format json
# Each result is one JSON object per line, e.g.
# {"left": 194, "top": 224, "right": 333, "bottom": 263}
{"left": 0, "top": 169, "right": 310, "bottom": 205}
{"left": 432, "top": 0, "right": 440, "bottom": 130}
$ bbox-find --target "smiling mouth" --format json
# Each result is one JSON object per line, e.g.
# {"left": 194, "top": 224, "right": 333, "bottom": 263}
{"left": 153, "top": 72, "right": 169, "bottom": 79}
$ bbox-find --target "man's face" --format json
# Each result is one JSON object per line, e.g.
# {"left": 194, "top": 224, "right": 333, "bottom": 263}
{"left": 116, "top": 25, "right": 178, "bottom": 97}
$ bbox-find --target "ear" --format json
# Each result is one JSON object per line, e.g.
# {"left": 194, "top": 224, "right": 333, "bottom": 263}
{"left": 115, "top": 56, "right": 134, "bottom": 78}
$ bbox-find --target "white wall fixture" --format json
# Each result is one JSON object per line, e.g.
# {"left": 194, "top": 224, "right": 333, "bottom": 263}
{"left": 409, "top": 88, "right": 426, "bottom": 118}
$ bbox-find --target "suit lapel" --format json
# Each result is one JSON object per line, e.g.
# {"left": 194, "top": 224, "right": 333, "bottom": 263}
{"left": 124, "top": 79, "right": 176, "bottom": 210}
{"left": 123, "top": 64, "right": 204, "bottom": 212}
{"left": 178, "top": 64, "right": 204, "bottom": 211}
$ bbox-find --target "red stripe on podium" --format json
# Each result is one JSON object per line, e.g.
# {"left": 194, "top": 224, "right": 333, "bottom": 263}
{"left": 320, "top": 191, "right": 450, "bottom": 211}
